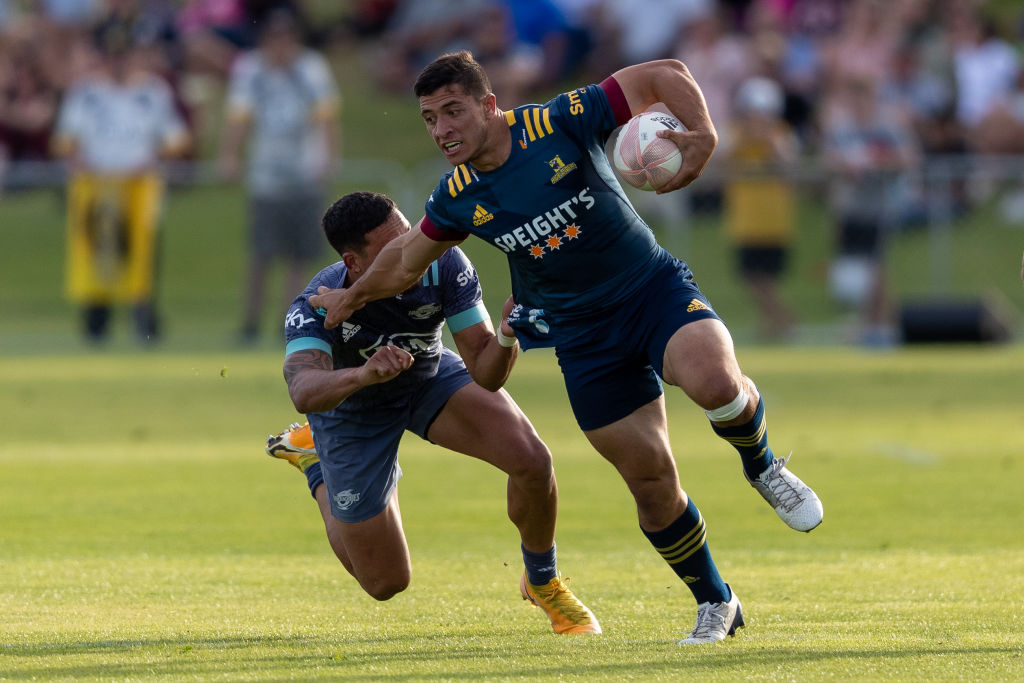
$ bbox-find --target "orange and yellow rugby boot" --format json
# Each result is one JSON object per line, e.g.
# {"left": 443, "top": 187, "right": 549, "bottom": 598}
{"left": 520, "top": 572, "right": 602, "bottom": 634}
{"left": 265, "top": 421, "right": 319, "bottom": 472}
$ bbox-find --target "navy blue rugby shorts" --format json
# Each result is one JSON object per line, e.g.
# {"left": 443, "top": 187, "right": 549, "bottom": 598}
{"left": 555, "top": 258, "right": 721, "bottom": 431}
{"left": 306, "top": 349, "right": 473, "bottom": 523}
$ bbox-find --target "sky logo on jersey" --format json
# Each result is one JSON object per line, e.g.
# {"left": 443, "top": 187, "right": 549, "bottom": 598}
{"left": 492, "top": 187, "right": 594, "bottom": 257}
{"left": 455, "top": 264, "right": 475, "bottom": 287}
{"left": 473, "top": 204, "right": 494, "bottom": 226}
{"left": 548, "top": 155, "right": 577, "bottom": 184}
{"left": 286, "top": 308, "right": 316, "bottom": 329}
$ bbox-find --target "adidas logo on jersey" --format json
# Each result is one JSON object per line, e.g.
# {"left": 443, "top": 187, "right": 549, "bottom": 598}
{"left": 687, "top": 299, "right": 711, "bottom": 313}
{"left": 341, "top": 322, "right": 360, "bottom": 342}
{"left": 473, "top": 204, "right": 494, "bottom": 226}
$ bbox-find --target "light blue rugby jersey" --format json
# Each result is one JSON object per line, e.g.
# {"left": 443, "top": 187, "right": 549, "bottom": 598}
{"left": 284, "top": 246, "right": 486, "bottom": 408}
{"left": 422, "top": 81, "right": 676, "bottom": 322}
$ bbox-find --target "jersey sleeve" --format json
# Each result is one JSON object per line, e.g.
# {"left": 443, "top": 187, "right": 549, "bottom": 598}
{"left": 547, "top": 79, "right": 630, "bottom": 148}
{"left": 438, "top": 247, "right": 488, "bottom": 333}
{"left": 422, "top": 182, "right": 472, "bottom": 242}
{"left": 283, "top": 294, "right": 333, "bottom": 358}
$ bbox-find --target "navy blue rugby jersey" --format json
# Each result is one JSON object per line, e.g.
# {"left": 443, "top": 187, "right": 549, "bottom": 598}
{"left": 421, "top": 78, "right": 675, "bottom": 321}
{"left": 283, "top": 246, "right": 486, "bottom": 408}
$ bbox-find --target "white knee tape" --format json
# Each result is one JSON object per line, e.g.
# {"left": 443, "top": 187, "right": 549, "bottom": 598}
{"left": 705, "top": 387, "right": 749, "bottom": 422}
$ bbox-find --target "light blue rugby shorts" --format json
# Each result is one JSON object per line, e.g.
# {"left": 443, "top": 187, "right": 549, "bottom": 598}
{"left": 306, "top": 348, "right": 473, "bottom": 523}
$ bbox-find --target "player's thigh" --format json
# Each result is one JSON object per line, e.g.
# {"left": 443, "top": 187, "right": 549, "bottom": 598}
{"left": 427, "top": 382, "right": 551, "bottom": 477}
{"left": 660, "top": 317, "right": 745, "bottom": 409}
{"left": 326, "top": 491, "right": 411, "bottom": 589}
{"left": 583, "top": 396, "right": 677, "bottom": 482}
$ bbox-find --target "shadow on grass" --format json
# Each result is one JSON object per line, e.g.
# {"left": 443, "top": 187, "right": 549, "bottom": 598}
{"left": 4, "top": 634, "right": 1022, "bottom": 680}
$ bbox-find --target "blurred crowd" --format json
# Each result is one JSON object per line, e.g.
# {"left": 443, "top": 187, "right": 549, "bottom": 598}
{"left": 1, "top": 0, "right": 1021, "bottom": 345}
{"left": 1, "top": 0, "right": 1022, "bottom": 181}
{"left": 2, "top": 0, "right": 1021, "bottom": 168}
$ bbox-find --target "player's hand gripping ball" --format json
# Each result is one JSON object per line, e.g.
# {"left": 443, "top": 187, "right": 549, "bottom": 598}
{"left": 612, "top": 111, "right": 684, "bottom": 191}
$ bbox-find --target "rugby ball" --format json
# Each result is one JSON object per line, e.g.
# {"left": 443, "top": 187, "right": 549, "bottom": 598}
{"left": 612, "top": 111, "right": 684, "bottom": 191}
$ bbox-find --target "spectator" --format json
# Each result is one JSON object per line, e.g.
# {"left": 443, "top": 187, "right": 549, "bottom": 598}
{"left": 548, "top": 0, "right": 603, "bottom": 80}
{"left": 218, "top": 8, "right": 340, "bottom": 344}
{"left": 0, "top": 34, "right": 60, "bottom": 192}
{"left": 722, "top": 75, "right": 800, "bottom": 340}
{"left": 880, "top": 39, "right": 955, "bottom": 154}
{"left": 599, "top": 0, "right": 712, "bottom": 67}
{"left": 673, "top": 7, "right": 756, "bottom": 150}
{"left": 370, "top": 0, "right": 490, "bottom": 93}
{"left": 496, "top": 0, "right": 573, "bottom": 89}
{"left": 975, "top": 69, "right": 1024, "bottom": 224}
{"left": 820, "top": 75, "right": 920, "bottom": 346}
{"left": 821, "top": 0, "right": 904, "bottom": 89}
{"left": 51, "top": 24, "right": 191, "bottom": 344}
{"left": 339, "top": 0, "right": 398, "bottom": 40}
{"left": 464, "top": 4, "right": 541, "bottom": 104}
{"left": 93, "top": 0, "right": 194, "bottom": 146}
{"left": 948, "top": 7, "right": 1020, "bottom": 140}
{"left": 673, "top": 4, "right": 757, "bottom": 212}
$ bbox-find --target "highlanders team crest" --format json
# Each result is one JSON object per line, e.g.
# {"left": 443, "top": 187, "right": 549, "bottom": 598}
{"left": 548, "top": 155, "right": 577, "bottom": 183}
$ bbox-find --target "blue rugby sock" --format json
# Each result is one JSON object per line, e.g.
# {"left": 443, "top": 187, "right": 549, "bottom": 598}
{"left": 642, "top": 501, "right": 729, "bottom": 605}
{"left": 305, "top": 460, "right": 324, "bottom": 497}
{"left": 711, "top": 397, "right": 773, "bottom": 479}
{"left": 522, "top": 543, "right": 558, "bottom": 586}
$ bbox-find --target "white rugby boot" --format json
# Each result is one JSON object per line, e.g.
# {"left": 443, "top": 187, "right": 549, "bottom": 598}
{"left": 746, "top": 454, "right": 823, "bottom": 532}
{"left": 679, "top": 586, "right": 744, "bottom": 644}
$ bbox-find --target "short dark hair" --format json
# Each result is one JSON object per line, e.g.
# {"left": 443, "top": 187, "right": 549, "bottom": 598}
{"left": 413, "top": 50, "right": 492, "bottom": 99}
{"left": 322, "top": 192, "right": 396, "bottom": 256}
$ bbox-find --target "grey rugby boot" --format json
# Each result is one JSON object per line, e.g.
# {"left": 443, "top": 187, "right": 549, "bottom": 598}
{"left": 679, "top": 586, "right": 744, "bottom": 644}
{"left": 746, "top": 454, "right": 823, "bottom": 532}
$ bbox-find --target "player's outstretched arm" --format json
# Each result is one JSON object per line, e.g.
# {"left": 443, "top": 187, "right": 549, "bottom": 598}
{"left": 284, "top": 346, "right": 414, "bottom": 413}
{"left": 609, "top": 59, "right": 718, "bottom": 193}
{"left": 451, "top": 296, "right": 519, "bottom": 392}
{"left": 309, "top": 218, "right": 461, "bottom": 329}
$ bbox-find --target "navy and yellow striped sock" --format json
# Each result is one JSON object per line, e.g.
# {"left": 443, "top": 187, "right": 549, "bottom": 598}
{"left": 711, "top": 397, "right": 773, "bottom": 479}
{"left": 642, "top": 500, "right": 729, "bottom": 605}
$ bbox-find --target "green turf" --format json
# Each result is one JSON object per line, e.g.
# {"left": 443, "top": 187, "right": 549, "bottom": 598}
{"left": 2, "top": 346, "right": 1022, "bottom": 680}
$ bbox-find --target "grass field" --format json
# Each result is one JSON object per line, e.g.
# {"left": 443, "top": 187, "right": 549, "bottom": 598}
{"left": 2, "top": 345, "right": 1023, "bottom": 680}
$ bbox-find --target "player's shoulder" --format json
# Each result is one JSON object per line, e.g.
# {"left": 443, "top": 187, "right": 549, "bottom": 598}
{"left": 306, "top": 261, "right": 348, "bottom": 293}
{"left": 538, "top": 83, "right": 608, "bottom": 119}
{"left": 437, "top": 245, "right": 473, "bottom": 271}
{"left": 432, "top": 162, "right": 484, "bottom": 204}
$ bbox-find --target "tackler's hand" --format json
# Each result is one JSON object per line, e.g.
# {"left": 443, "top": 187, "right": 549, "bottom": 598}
{"left": 499, "top": 295, "right": 517, "bottom": 337}
{"left": 358, "top": 345, "right": 414, "bottom": 386}
{"left": 308, "top": 286, "right": 362, "bottom": 329}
